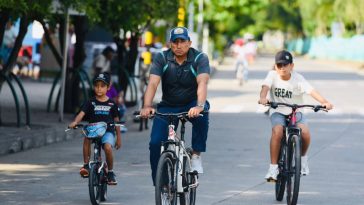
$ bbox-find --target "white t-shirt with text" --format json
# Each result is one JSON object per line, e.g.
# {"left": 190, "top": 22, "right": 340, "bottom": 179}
{"left": 262, "top": 70, "right": 314, "bottom": 115}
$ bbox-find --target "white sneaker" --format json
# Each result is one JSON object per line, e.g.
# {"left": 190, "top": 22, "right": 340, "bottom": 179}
{"left": 301, "top": 156, "right": 309, "bottom": 176}
{"left": 191, "top": 154, "right": 203, "bottom": 174}
{"left": 265, "top": 164, "right": 279, "bottom": 181}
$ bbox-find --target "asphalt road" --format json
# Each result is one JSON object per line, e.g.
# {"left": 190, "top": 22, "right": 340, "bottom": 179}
{"left": 0, "top": 55, "right": 363, "bottom": 205}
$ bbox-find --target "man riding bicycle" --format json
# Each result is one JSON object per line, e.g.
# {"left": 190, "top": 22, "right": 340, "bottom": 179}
{"left": 140, "top": 26, "right": 210, "bottom": 185}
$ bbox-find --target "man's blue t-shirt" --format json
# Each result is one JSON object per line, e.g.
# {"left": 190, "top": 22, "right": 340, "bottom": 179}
{"left": 150, "top": 48, "right": 210, "bottom": 107}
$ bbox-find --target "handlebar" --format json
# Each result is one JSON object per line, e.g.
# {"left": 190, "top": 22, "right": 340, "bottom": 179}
{"left": 134, "top": 111, "right": 207, "bottom": 119}
{"left": 65, "top": 121, "right": 125, "bottom": 132}
{"left": 267, "top": 102, "right": 327, "bottom": 112}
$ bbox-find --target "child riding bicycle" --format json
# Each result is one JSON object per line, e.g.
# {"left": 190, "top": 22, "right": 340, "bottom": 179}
{"left": 258, "top": 50, "right": 333, "bottom": 181}
{"left": 69, "top": 72, "right": 122, "bottom": 185}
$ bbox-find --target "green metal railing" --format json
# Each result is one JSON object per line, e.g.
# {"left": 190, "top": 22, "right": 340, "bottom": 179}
{"left": 0, "top": 72, "right": 30, "bottom": 127}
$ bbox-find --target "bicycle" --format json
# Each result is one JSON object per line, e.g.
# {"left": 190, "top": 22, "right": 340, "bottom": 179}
{"left": 267, "top": 102, "right": 326, "bottom": 205}
{"left": 66, "top": 121, "right": 124, "bottom": 205}
{"left": 137, "top": 111, "right": 202, "bottom": 205}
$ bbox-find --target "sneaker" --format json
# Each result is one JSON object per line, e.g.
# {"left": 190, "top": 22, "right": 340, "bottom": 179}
{"left": 265, "top": 164, "right": 279, "bottom": 182}
{"left": 301, "top": 156, "right": 309, "bottom": 176}
{"left": 107, "top": 171, "right": 118, "bottom": 185}
{"left": 191, "top": 154, "right": 203, "bottom": 174}
{"left": 80, "top": 164, "right": 89, "bottom": 178}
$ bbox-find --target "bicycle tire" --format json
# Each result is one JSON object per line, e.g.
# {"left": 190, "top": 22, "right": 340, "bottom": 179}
{"left": 100, "top": 168, "right": 108, "bottom": 202}
{"left": 275, "top": 140, "right": 286, "bottom": 201}
{"left": 180, "top": 149, "right": 196, "bottom": 205}
{"left": 155, "top": 152, "right": 177, "bottom": 205}
{"left": 89, "top": 163, "right": 102, "bottom": 205}
{"left": 286, "top": 135, "right": 301, "bottom": 205}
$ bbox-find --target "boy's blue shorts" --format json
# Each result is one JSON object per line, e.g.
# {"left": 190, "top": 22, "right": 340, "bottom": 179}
{"left": 102, "top": 132, "right": 115, "bottom": 147}
{"left": 270, "top": 112, "right": 307, "bottom": 127}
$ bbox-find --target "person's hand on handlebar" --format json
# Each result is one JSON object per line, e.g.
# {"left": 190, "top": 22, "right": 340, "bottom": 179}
{"left": 188, "top": 106, "right": 204, "bottom": 118}
{"left": 321, "top": 102, "right": 333, "bottom": 110}
{"left": 68, "top": 121, "right": 78, "bottom": 129}
{"left": 258, "top": 98, "right": 269, "bottom": 105}
{"left": 140, "top": 105, "right": 155, "bottom": 118}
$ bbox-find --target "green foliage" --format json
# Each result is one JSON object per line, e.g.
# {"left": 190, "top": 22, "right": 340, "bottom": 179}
{"left": 96, "top": 0, "right": 179, "bottom": 37}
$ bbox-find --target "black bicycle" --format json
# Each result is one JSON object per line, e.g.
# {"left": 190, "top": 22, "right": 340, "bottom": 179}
{"left": 137, "top": 111, "right": 202, "bottom": 205}
{"left": 66, "top": 121, "right": 123, "bottom": 205}
{"left": 268, "top": 102, "right": 326, "bottom": 205}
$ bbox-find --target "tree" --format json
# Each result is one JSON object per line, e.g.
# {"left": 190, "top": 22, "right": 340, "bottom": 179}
{"left": 96, "top": 0, "right": 178, "bottom": 94}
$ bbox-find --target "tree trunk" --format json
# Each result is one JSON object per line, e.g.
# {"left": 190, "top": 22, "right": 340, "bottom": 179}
{"left": 0, "top": 15, "right": 29, "bottom": 124}
{"left": 2, "top": 15, "right": 29, "bottom": 74}
{"left": 64, "top": 15, "right": 88, "bottom": 113}
{"left": 114, "top": 37, "right": 128, "bottom": 93}
{"left": 38, "top": 19, "right": 63, "bottom": 67}
{"left": 126, "top": 33, "right": 139, "bottom": 76}
{"left": 0, "top": 11, "right": 10, "bottom": 48}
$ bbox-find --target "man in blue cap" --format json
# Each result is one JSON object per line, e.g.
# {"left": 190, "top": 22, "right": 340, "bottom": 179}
{"left": 140, "top": 26, "right": 211, "bottom": 185}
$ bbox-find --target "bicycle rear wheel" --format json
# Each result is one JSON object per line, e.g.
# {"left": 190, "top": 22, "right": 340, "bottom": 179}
{"left": 155, "top": 152, "right": 177, "bottom": 205}
{"left": 275, "top": 140, "right": 286, "bottom": 201}
{"left": 89, "top": 163, "right": 102, "bottom": 205}
{"left": 180, "top": 149, "right": 196, "bottom": 205}
{"left": 286, "top": 135, "right": 301, "bottom": 205}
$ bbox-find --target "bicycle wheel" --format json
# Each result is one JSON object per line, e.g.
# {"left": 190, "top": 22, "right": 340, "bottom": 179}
{"left": 100, "top": 168, "right": 108, "bottom": 202}
{"left": 155, "top": 152, "right": 177, "bottom": 205}
{"left": 275, "top": 141, "right": 286, "bottom": 201}
{"left": 180, "top": 150, "right": 196, "bottom": 205}
{"left": 89, "top": 163, "right": 102, "bottom": 205}
{"left": 286, "top": 135, "right": 301, "bottom": 205}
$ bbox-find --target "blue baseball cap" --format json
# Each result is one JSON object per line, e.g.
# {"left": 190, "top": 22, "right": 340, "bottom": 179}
{"left": 170, "top": 27, "right": 190, "bottom": 42}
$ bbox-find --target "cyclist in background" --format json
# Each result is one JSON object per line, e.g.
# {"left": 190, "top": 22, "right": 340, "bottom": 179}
{"left": 258, "top": 50, "right": 333, "bottom": 181}
{"left": 140, "top": 27, "right": 210, "bottom": 185}
{"left": 69, "top": 72, "right": 122, "bottom": 185}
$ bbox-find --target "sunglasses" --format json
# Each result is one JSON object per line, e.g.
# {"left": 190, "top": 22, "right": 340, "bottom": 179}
{"left": 276, "top": 63, "right": 290, "bottom": 68}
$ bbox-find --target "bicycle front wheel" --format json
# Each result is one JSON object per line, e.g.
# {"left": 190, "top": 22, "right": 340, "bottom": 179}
{"left": 286, "top": 135, "right": 301, "bottom": 205}
{"left": 89, "top": 163, "right": 102, "bottom": 205}
{"left": 180, "top": 149, "right": 196, "bottom": 205}
{"left": 275, "top": 140, "right": 286, "bottom": 201}
{"left": 155, "top": 152, "right": 177, "bottom": 205}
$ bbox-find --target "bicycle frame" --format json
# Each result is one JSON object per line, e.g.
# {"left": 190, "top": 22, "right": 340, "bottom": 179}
{"left": 160, "top": 114, "right": 199, "bottom": 194}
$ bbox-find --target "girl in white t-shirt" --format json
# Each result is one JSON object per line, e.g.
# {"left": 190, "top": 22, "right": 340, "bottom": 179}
{"left": 258, "top": 50, "right": 333, "bottom": 181}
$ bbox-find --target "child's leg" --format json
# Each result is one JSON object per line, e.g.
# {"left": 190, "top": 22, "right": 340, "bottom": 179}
{"left": 269, "top": 112, "right": 286, "bottom": 164}
{"left": 102, "top": 132, "right": 116, "bottom": 170}
{"left": 83, "top": 138, "right": 91, "bottom": 164}
{"left": 296, "top": 112, "right": 310, "bottom": 156}
{"left": 297, "top": 123, "right": 311, "bottom": 156}
{"left": 270, "top": 125, "right": 284, "bottom": 164}
{"left": 104, "top": 143, "right": 114, "bottom": 170}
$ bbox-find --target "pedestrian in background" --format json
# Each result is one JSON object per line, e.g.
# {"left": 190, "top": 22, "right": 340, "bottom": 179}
{"left": 92, "top": 46, "right": 115, "bottom": 77}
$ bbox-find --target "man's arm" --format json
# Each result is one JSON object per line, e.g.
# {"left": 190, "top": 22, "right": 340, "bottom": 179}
{"left": 196, "top": 73, "right": 209, "bottom": 106}
{"left": 188, "top": 73, "right": 209, "bottom": 117}
{"left": 140, "top": 74, "right": 161, "bottom": 117}
{"left": 143, "top": 74, "right": 161, "bottom": 107}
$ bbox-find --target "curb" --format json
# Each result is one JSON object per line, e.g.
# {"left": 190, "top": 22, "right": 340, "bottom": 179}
{"left": 0, "top": 123, "right": 78, "bottom": 156}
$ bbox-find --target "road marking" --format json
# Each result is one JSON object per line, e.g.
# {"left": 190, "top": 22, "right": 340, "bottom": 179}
{"left": 220, "top": 104, "right": 245, "bottom": 113}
